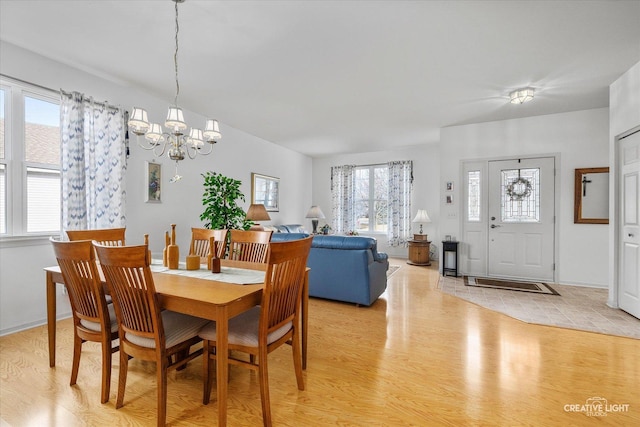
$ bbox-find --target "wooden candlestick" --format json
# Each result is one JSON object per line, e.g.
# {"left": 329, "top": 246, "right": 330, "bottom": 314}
{"left": 210, "top": 237, "right": 220, "bottom": 273}
{"left": 162, "top": 231, "right": 170, "bottom": 267}
{"left": 167, "top": 224, "right": 179, "bottom": 270}
{"left": 144, "top": 233, "right": 152, "bottom": 264}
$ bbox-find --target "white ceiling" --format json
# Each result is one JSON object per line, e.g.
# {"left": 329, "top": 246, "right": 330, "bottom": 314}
{"left": 1, "top": 1, "right": 639, "bottom": 157}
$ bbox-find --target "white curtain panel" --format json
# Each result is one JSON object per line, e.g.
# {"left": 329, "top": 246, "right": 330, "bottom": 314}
{"left": 60, "top": 91, "right": 127, "bottom": 232}
{"left": 387, "top": 160, "right": 413, "bottom": 246}
{"left": 330, "top": 165, "right": 356, "bottom": 233}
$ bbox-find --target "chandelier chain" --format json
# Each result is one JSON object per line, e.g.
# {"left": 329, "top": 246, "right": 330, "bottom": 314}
{"left": 173, "top": 0, "right": 180, "bottom": 106}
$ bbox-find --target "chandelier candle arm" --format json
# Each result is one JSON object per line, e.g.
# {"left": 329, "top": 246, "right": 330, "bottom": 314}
{"left": 126, "top": 0, "right": 222, "bottom": 182}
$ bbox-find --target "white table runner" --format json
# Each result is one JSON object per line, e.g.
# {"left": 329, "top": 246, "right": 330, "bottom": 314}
{"left": 150, "top": 262, "right": 264, "bottom": 285}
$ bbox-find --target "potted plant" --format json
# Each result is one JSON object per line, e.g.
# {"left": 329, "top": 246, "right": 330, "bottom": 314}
{"left": 320, "top": 224, "right": 332, "bottom": 235}
{"left": 200, "top": 172, "right": 252, "bottom": 231}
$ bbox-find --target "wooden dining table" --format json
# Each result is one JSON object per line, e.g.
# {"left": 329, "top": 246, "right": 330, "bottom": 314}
{"left": 44, "top": 259, "right": 309, "bottom": 427}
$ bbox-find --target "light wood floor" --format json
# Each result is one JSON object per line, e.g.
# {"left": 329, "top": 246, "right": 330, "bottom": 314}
{"left": 1, "top": 259, "right": 639, "bottom": 426}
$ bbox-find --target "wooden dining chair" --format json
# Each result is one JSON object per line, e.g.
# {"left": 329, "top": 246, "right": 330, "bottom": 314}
{"left": 199, "top": 236, "right": 313, "bottom": 427}
{"left": 189, "top": 227, "right": 228, "bottom": 262}
{"left": 228, "top": 229, "right": 273, "bottom": 263}
{"left": 94, "top": 243, "right": 209, "bottom": 427}
{"left": 50, "top": 238, "right": 119, "bottom": 404}
{"left": 66, "top": 227, "right": 126, "bottom": 246}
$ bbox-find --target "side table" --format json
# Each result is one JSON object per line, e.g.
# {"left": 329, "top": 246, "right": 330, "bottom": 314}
{"left": 442, "top": 241, "right": 459, "bottom": 277}
{"left": 407, "top": 239, "right": 431, "bottom": 266}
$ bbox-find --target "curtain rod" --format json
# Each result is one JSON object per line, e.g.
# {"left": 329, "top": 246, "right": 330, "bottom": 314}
{"left": 1, "top": 74, "right": 122, "bottom": 112}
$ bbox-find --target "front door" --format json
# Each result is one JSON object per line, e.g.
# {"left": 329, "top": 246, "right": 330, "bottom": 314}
{"left": 488, "top": 157, "right": 555, "bottom": 281}
{"left": 618, "top": 130, "right": 640, "bottom": 318}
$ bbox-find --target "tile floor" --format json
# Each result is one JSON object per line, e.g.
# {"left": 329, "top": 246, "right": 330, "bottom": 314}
{"left": 438, "top": 275, "right": 640, "bottom": 339}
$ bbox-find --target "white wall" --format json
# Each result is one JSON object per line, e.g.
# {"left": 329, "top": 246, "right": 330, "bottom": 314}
{"left": 0, "top": 42, "right": 312, "bottom": 335}
{"left": 608, "top": 60, "right": 640, "bottom": 307}
{"left": 440, "top": 109, "right": 610, "bottom": 287}
{"left": 311, "top": 144, "right": 441, "bottom": 258}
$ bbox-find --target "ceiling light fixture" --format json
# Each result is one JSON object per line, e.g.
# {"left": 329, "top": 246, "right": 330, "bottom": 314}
{"left": 127, "top": 0, "right": 221, "bottom": 183}
{"left": 509, "top": 87, "right": 535, "bottom": 104}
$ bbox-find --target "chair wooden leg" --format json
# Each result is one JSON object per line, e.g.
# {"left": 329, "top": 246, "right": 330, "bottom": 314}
{"left": 157, "top": 356, "right": 168, "bottom": 427}
{"left": 70, "top": 333, "right": 82, "bottom": 386}
{"left": 257, "top": 349, "right": 272, "bottom": 427}
{"left": 291, "top": 330, "right": 304, "bottom": 390}
{"left": 100, "top": 339, "right": 112, "bottom": 403}
{"left": 116, "top": 350, "right": 128, "bottom": 409}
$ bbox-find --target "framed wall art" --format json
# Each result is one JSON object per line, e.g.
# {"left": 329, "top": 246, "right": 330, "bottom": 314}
{"left": 446, "top": 194, "right": 453, "bottom": 204}
{"left": 145, "top": 161, "right": 162, "bottom": 203}
{"left": 446, "top": 181, "right": 454, "bottom": 191}
{"left": 251, "top": 173, "right": 279, "bottom": 211}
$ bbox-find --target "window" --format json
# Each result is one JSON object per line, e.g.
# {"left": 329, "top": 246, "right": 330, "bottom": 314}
{"left": 501, "top": 168, "right": 540, "bottom": 223}
{"left": 0, "top": 78, "right": 60, "bottom": 237}
{"left": 467, "top": 170, "right": 481, "bottom": 222}
{"left": 354, "top": 165, "right": 388, "bottom": 232}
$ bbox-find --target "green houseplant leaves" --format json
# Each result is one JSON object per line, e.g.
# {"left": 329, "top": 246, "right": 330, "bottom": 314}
{"left": 200, "top": 172, "right": 251, "bottom": 231}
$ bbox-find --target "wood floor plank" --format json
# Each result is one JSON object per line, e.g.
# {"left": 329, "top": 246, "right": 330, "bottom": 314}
{"left": 1, "top": 260, "right": 638, "bottom": 426}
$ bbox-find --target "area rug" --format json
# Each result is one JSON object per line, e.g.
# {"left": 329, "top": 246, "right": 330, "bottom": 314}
{"left": 439, "top": 275, "right": 640, "bottom": 339}
{"left": 464, "top": 276, "right": 560, "bottom": 295}
{"left": 387, "top": 265, "right": 400, "bottom": 277}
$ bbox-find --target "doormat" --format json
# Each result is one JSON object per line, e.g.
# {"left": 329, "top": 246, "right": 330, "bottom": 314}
{"left": 387, "top": 265, "right": 400, "bottom": 277}
{"left": 463, "top": 276, "right": 560, "bottom": 295}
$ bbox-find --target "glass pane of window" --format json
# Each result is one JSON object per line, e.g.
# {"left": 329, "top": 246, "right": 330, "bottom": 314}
{"left": 27, "top": 167, "right": 60, "bottom": 232}
{"left": 24, "top": 96, "right": 60, "bottom": 165}
{"left": 374, "top": 167, "right": 388, "bottom": 199}
{"left": 0, "top": 89, "right": 5, "bottom": 159}
{"left": 355, "top": 168, "right": 369, "bottom": 200}
{"left": 501, "top": 168, "right": 540, "bottom": 223}
{"left": 355, "top": 200, "right": 369, "bottom": 231}
{"left": 0, "top": 164, "right": 5, "bottom": 233}
{"left": 374, "top": 200, "right": 388, "bottom": 232}
{"left": 468, "top": 170, "right": 480, "bottom": 221}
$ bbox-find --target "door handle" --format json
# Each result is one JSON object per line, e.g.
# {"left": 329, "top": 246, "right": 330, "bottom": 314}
{"left": 491, "top": 224, "right": 501, "bottom": 229}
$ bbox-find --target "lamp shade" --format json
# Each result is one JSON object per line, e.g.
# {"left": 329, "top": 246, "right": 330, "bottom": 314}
{"left": 128, "top": 107, "right": 150, "bottom": 135}
{"left": 203, "top": 119, "right": 222, "bottom": 141}
{"left": 305, "top": 206, "right": 326, "bottom": 219}
{"left": 165, "top": 106, "right": 187, "bottom": 132}
{"left": 246, "top": 204, "right": 271, "bottom": 221}
{"left": 412, "top": 210, "right": 431, "bottom": 223}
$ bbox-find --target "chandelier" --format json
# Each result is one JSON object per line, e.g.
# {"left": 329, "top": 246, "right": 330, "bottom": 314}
{"left": 127, "top": 0, "right": 221, "bottom": 182}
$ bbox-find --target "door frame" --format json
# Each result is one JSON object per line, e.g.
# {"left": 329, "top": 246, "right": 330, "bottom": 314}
{"left": 460, "top": 153, "right": 560, "bottom": 282}
{"left": 610, "top": 126, "right": 640, "bottom": 309}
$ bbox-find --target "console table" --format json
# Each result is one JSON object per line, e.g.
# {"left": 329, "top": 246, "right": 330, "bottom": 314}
{"left": 442, "top": 240, "right": 459, "bottom": 277}
{"left": 407, "top": 239, "right": 431, "bottom": 266}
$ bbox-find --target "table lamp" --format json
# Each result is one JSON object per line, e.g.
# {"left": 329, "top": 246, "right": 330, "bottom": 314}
{"left": 305, "top": 205, "right": 325, "bottom": 234}
{"left": 246, "top": 204, "right": 271, "bottom": 230}
{"left": 412, "top": 209, "right": 431, "bottom": 240}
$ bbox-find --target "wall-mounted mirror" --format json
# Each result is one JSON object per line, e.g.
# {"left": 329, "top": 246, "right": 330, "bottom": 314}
{"left": 574, "top": 167, "right": 609, "bottom": 224}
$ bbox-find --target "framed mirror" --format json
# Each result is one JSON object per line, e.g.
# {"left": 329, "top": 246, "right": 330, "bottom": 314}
{"left": 574, "top": 167, "right": 609, "bottom": 224}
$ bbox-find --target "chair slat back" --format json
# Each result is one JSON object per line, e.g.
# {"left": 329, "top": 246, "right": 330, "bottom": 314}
{"left": 51, "top": 238, "right": 108, "bottom": 325}
{"left": 228, "top": 229, "right": 273, "bottom": 263}
{"left": 190, "top": 228, "right": 227, "bottom": 261}
{"left": 67, "top": 228, "right": 126, "bottom": 246}
{"left": 94, "top": 244, "right": 161, "bottom": 344}
{"left": 261, "top": 236, "right": 312, "bottom": 334}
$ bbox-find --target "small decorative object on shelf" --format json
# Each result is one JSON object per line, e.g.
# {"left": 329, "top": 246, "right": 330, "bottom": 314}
{"left": 320, "top": 224, "right": 332, "bottom": 235}
{"left": 346, "top": 230, "right": 359, "bottom": 236}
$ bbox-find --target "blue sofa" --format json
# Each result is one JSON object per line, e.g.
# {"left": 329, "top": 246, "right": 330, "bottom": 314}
{"left": 271, "top": 231, "right": 389, "bottom": 306}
